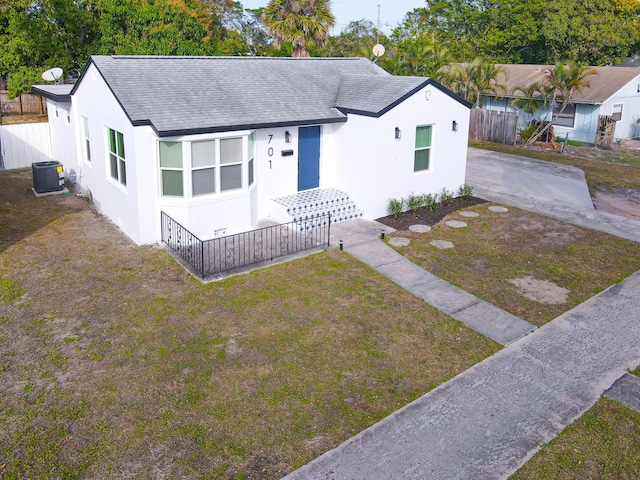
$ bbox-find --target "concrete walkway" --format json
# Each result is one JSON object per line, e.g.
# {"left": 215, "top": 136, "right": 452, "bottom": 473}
{"left": 330, "top": 220, "right": 535, "bottom": 345}
{"left": 283, "top": 150, "right": 640, "bottom": 480}
{"left": 466, "top": 148, "right": 594, "bottom": 210}
{"left": 284, "top": 269, "right": 640, "bottom": 480}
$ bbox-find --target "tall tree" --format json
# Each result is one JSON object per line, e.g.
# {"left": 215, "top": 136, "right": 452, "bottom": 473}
{"left": 440, "top": 58, "right": 507, "bottom": 107}
{"left": 325, "top": 20, "right": 385, "bottom": 58}
{"left": 524, "top": 62, "right": 596, "bottom": 144}
{"left": 262, "top": 0, "right": 335, "bottom": 57}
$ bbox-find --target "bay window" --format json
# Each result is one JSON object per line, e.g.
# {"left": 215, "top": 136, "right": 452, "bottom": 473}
{"left": 160, "top": 134, "right": 254, "bottom": 198}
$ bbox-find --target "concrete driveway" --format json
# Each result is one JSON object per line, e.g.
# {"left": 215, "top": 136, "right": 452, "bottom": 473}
{"left": 466, "top": 147, "right": 594, "bottom": 210}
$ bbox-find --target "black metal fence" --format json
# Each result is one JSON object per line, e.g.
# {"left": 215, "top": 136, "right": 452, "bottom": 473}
{"left": 161, "top": 211, "right": 331, "bottom": 278}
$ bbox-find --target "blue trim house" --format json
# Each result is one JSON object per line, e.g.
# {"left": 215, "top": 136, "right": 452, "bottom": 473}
{"left": 481, "top": 65, "right": 640, "bottom": 142}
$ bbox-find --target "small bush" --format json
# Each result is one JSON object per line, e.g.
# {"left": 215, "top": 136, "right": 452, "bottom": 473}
{"left": 519, "top": 124, "right": 538, "bottom": 144}
{"left": 440, "top": 187, "right": 454, "bottom": 204}
{"left": 458, "top": 184, "right": 473, "bottom": 199}
{"left": 387, "top": 198, "right": 404, "bottom": 218}
{"left": 424, "top": 193, "right": 438, "bottom": 211}
{"left": 406, "top": 192, "right": 422, "bottom": 215}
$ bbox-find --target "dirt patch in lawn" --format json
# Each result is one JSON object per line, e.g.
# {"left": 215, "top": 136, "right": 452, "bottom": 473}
{"left": 508, "top": 276, "right": 569, "bottom": 305}
{"left": 0, "top": 169, "right": 499, "bottom": 479}
{"left": 388, "top": 203, "right": 640, "bottom": 326}
{"left": 376, "top": 197, "right": 487, "bottom": 231}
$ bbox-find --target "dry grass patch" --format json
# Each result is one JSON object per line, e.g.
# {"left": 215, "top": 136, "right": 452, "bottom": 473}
{"left": 512, "top": 398, "right": 640, "bottom": 479}
{"left": 0, "top": 169, "right": 499, "bottom": 479}
{"left": 390, "top": 204, "right": 640, "bottom": 326}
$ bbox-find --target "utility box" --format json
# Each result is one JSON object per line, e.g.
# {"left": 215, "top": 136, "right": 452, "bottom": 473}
{"left": 32, "top": 161, "right": 64, "bottom": 194}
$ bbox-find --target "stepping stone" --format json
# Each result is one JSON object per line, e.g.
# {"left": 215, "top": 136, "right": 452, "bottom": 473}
{"left": 458, "top": 211, "right": 479, "bottom": 218}
{"left": 431, "top": 240, "right": 454, "bottom": 249}
{"left": 445, "top": 220, "right": 467, "bottom": 228}
{"left": 409, "top": 224, "right": 432, "bottom": 233}
{"left": 488, "top": 206, "right": 509, "bottom": 213}
{"left": 389, "top": 237, "right": 411, "bottom": 247}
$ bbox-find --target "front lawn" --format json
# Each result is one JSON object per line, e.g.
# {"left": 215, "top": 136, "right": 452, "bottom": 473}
{"left": 388, "top": 203, "right": 640, "bottom": 326}
{"left": 0, "top": 169, "right": 499, "bottom": 479}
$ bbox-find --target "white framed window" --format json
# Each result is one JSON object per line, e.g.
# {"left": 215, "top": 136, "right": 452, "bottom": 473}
{"left": 248, "top": 132, "right": 255, "bottom": 186}
{"left": 54, "top": 105, "right": 59, "bottom": 119}
{"left": 220, "top": 137, "right": 243, "bottom": 191}
{"left": 82, "top": 116, "right": 91, "bottom": 162}
{"left": 414, "top": 125, "right": 433, "bottom": 172}
{"left": 108, "top": 127, "right": 126, "bottom": 186}
{"left": 65, "top": 108, "right": 71, "bottom": 125}
{"left": 612, "top": 103, "right": 623, "bottom": 122}
{"left": 191, "top": 140, "right": 215, "bottom": 196}
{"left": 159, "top": 141, "right": 183, "bottom": 196}
{"left": 160, "top": 134, "right": 253, "bottom": 198}
{"left": 553, "top": 102, "right": 576, "bottom": 128}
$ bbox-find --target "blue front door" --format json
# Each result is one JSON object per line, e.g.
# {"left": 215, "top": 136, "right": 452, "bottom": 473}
{"left": 298, "top": 126, "right": 320, "bottom": 191}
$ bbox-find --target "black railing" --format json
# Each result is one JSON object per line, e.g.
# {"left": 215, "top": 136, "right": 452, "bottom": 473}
{"left": 161, "top": 211, "right": 331, "bottom": 278}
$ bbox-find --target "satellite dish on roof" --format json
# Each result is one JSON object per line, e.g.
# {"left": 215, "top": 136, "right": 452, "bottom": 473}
{"left": 372, "top": 44, "right": 385, "bottom": 62}
{"left": 42, "top": 67, "right": 63, "bottom": 84}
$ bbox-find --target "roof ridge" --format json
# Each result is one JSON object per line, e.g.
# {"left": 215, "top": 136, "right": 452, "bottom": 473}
{"left": 102, "top": 55, "right": 368, "bottom": 62}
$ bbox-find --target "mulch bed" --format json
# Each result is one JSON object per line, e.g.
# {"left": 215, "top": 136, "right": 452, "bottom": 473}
{"left": 376, "top": 196, "right": 487, "bottom": 231}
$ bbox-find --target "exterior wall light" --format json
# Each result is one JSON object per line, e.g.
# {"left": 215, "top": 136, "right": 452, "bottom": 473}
{"left": 395, "top": 127, "right": 401, "bottom": 139}
{"left": 452, "top": 121, "right": 458, "bottom": 132}
{"left": 285, "top": 131, "right": 291, "bottom": 143}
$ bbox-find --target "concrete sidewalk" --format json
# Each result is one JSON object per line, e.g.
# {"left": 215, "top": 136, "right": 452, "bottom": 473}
{"left": 330, "top": 220, "right": 535, "bottom": 346}
{"left": 284, "top": 269, "right": 640, "bottom": 480}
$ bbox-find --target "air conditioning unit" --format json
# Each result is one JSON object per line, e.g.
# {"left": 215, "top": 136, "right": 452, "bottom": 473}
{"left": 32, "top": 161, "right": 64, "bottom": 194}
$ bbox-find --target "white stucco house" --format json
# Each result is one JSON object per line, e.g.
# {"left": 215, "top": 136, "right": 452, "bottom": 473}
{"left": 481, "top": 64, "right": 640, "bottom": 142}
{"left": 32, "top": 55, "right": 471, "bottom": 245}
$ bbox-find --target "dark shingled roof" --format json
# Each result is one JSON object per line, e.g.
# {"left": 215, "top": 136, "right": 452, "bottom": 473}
{"left": 31, "top": 84, "right": 73, "bottom": 102}
{"left": 72, "top": 56, "right": 469, "bottom": 137}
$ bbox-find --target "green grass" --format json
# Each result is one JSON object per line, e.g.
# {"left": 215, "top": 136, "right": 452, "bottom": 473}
{"left": 391, "top": 203, "right": 640, "bottom": 326}
{"left": 470, "top": 140, "right": 640, "bottom": 192}
{"left": 511, "top": 398, "right": 640, "bottom": 479}
{"left": 0, "top": 167, "right": 501, "bottom": 479}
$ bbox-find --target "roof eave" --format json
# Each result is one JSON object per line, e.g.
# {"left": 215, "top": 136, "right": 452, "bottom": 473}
{"left": 30, "top": 86, "right": 71, "bottom": 103}
{"left": 152, "top": 116, "right": 348, "bottom": 138}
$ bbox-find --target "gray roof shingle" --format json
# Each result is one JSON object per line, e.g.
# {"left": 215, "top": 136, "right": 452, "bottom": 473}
{"left": 31, "top": 84, "right": 73, "bottom": 102}
{"left": 73, "top": 56, "right": 469, "bottom": 136}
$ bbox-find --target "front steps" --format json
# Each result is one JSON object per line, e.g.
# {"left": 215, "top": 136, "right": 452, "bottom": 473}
{"left": 271, "top": 188, "right": 363, "bottom": 228}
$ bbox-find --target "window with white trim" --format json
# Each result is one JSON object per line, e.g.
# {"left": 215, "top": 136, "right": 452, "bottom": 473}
{"left": 160, "top": 134, "right": 254, "bottom": 198}
{"left": 414, "top": 125, "right": 432, "bottom": 172}
{"left": 552, "top": 102, "right": 576, "bottom": 128}
{"left": 220, "top": 137, "right": 242, "bottom": 191}
{"left": 108, "top": 128, "right": 126, "bottom": 186}
{"left": 248, "top": 132, "right": 255, "bottom": 186}
{"left": 612, "top": 103, "right": 623, "bottom": 122}
{"left": 82, "top": 116, "right": 91, "bottom": 162}
{"left": 65, "top": 108, "right": 71, "bottom": 124}
{"left": 191, "top": 140, "right": 215, "bottom": 196}
{"left": 159, "top": 141, "right": 183, "bottom": 196}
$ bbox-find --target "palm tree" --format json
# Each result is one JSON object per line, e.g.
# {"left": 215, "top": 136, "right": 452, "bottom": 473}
{"left": 262, "top": 0, "right": 335, "bottom": 57}
{"left": 524, "top": 62, "right": 596, "bottom": 145}
{"left": 440, "top": 58, "right": 507, "bottom": 107}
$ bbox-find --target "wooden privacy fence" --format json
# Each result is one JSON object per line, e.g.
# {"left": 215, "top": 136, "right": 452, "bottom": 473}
{"left": 0, "top": 91, "right": 47, "bottom": 118}
{"left": 0, "top": 123, "right": 52, "bottom": 169}
{"left": 469, "top": 108, "right": 518, "bottom": 145}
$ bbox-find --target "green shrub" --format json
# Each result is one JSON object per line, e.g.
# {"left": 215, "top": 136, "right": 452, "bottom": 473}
{"left": 387, "top": 198, "right": 404, "bottom": 218}
{"left": 440, "top": 187, "right": 454, "bottom": 204}
{"left": 423, "top": 193, "right": 438, "bottom": 211}
{"left": 406, "top": 192, "right": 422, "bottom": 215}
{"left": 519, "top": 124, "right": 538, "bottom": 143}
{"left": 458, "top": 184, "right": 473, "bottom": 199}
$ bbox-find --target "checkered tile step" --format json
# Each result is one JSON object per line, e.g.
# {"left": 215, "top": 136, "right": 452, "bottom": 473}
{"left": 272, "top": 188, "right": 363, "bottom": 225}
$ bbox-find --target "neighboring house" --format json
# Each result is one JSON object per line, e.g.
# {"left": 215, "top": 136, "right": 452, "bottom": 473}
{"left": 32, "top": 55, "right": 471, "bottom": 245}
{"left": 481, "top": 64, "right": 640, "bottom": 142}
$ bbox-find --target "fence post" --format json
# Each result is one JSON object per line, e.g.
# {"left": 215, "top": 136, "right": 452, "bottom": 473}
{"left": 561, "top": 133, "right": 569, "bottom": 155}
{"left": 612, "top": 138, "right": 617, "bottom": 163}
{"left": 327, "top": 214, "right": 331, "bottom": 247}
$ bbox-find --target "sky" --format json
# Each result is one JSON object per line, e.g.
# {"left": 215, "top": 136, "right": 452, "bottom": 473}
{"left": 238, "top": 1, "right": 427, "bottom": 35}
